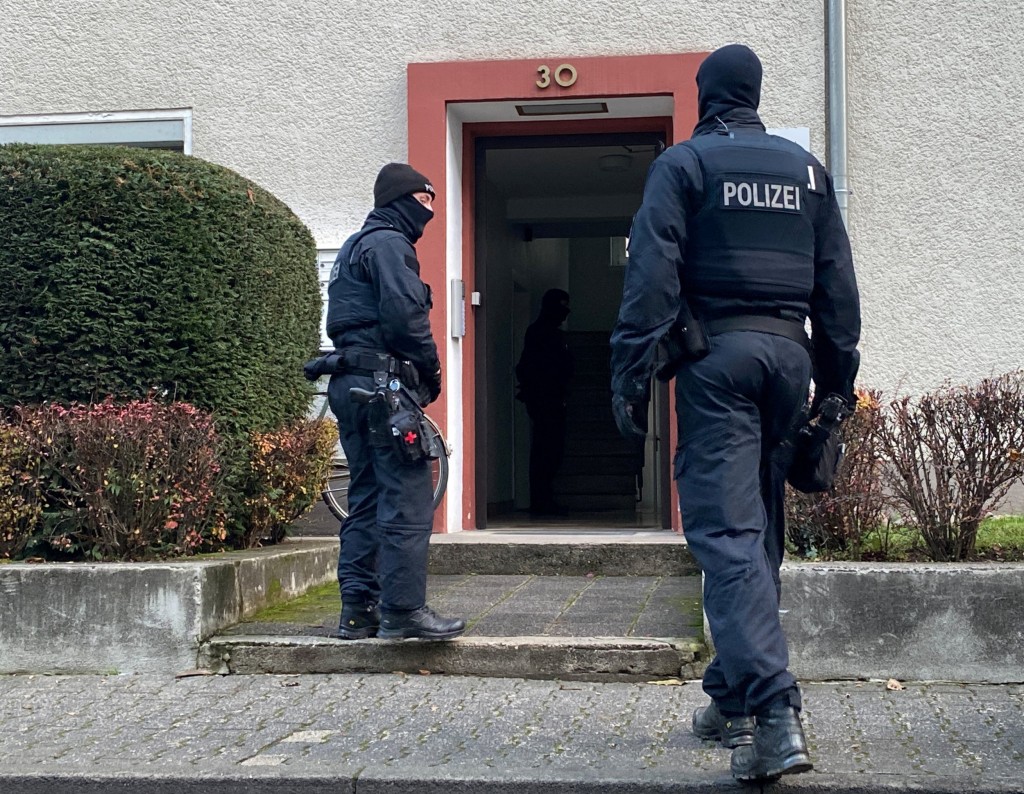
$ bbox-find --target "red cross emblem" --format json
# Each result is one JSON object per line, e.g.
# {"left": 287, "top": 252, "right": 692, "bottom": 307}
{"left": 404, "top": 430, "right": 418, "bottom": 444}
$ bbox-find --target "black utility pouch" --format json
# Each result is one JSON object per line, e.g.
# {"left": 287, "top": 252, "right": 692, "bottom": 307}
{"left": 389, "top": 409, "right": 435, "bottom": 463}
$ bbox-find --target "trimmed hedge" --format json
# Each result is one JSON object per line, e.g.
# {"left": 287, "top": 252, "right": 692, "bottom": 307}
{"left": 0, "top": 144, "right": 321, "bottom": 436}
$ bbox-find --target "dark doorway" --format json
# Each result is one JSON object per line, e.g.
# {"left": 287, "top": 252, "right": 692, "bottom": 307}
{"left": 473, "top": 132, "right": 672, "bottom": 528}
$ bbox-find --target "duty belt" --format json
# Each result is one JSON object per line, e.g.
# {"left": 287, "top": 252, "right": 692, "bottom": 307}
{"left": 704, "top": 315, "right": 810, "bottom": 351}
{"left": 339, "top": 350, "right": 406, "bottom": 378}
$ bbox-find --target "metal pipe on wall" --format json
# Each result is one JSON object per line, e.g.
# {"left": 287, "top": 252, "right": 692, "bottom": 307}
{"left": 827, "top": 0, "right": 851, "bottom": 226}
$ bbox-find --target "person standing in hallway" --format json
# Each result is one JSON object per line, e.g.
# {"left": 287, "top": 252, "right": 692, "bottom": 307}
{"left": 325, "top": 162, "right": 466, "bottom": 642}
{"left": 609, "top": 45, "right": 860, "bottom": 782}
{"left": 516, "top": 288, "right": 574, "bottom": 517}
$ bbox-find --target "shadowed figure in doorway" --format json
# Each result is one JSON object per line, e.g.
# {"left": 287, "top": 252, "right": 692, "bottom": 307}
{"left": 516, "top": 288, "right": 574, "bottom": 516}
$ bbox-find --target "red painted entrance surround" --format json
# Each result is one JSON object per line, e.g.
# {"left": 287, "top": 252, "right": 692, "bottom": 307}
{"left": 407, "top": 53, "right": 704, "bottom": 531}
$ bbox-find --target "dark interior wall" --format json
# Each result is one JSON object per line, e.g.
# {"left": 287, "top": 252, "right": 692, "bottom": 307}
{"left": 568, "top": 237, "right": 626, "bottom": 332}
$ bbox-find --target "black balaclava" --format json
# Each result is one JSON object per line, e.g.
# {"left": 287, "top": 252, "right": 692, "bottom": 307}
{"left": 369, "top": 162, "right": 436, "bottom": 243}
{"left": 539, "top": 288, "right": 571, "bottom": 325}
{"left": 693, "top": 44, "right": 766, "bottom": 137}
{"left": 377, "top": 193, "right": 434, "bottom": 243}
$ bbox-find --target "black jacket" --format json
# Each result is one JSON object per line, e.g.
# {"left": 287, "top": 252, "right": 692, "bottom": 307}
{"left": 610, "top": 116, "right": 860, "bottom": 405}
{"left": 325, "top": 207, "right": 440, "bottom": 380}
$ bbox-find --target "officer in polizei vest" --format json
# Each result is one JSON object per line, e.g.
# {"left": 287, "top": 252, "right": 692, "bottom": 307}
{"left": 324, "top": 162, "right": 465, "bottom": 641}
{"left": 610, "top": 45, "right": 861, "bottom": 782}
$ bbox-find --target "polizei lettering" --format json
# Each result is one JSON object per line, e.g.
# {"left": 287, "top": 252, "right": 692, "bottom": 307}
{"left": 722, "top": 181, "right": 801, "bottom": 212}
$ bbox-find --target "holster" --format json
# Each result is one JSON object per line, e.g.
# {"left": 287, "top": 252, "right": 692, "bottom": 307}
{"left": 655, "top": 302, "right": 710, "bottom": 382}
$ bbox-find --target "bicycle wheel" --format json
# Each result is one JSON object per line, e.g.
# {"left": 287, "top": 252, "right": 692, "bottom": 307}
{"left": 322, "top": 458, "right": 351, "bottom": 521}
{"left": 321, "top": 412, "right": 450, "bottom": 520}
{"left": 423, "top": 413, "right": 449, "bottom": 511}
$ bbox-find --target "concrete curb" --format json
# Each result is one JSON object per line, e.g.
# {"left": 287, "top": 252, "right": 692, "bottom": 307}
{"left": 0, "top": 539, "right": 337, "bottom": 674}
{"left": 200, "top": 634, "right": 707, "bottom": 682}
{"left": 2, "top": 768, "right": 1022, "bottom": 793}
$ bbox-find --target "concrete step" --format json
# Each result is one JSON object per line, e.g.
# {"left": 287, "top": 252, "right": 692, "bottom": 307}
{"left": 427, "top": 533, "right": 697, "bottom": 575}
{"left": 201, "top": 572, "right": 706, "bottom": 681}
{"left": 202, "top": 634, "right": 704, "bottom": 681}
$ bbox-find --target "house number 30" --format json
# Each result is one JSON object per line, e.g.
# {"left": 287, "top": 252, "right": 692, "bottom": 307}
{"left": 536, "top": 64, "right": 578, "bottom": 89}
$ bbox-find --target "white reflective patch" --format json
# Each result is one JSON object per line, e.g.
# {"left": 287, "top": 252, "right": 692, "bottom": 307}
{"left": 807, "top": 165, "right": 816, "bottom": 192}
{"left": 722, "top": 181, "right": 801, "bottom": 211}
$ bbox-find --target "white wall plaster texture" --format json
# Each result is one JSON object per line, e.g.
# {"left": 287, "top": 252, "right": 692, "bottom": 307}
{"left": 5, "top": 2, "right": 1018, "bottom": 392}
{"left": 0, "top": 1, "right": 824, "bottom": 242}
{"left": 847, "top": 0, "right": 1024, "bottom": 394}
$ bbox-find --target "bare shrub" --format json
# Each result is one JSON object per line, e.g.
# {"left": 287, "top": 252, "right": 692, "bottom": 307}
{"left": 877, "top": 370, "right": 1024, "bottom": 561}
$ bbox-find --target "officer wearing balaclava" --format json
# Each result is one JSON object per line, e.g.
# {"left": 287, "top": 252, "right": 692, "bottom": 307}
{"left": 610, "top": 45, "right": 861, "bottom": 782}
{"left": 325, "top": 162, "right": 465, "bottom": 642}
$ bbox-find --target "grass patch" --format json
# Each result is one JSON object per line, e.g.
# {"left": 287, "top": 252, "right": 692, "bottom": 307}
{"left": 973, "top": 515, "right": 1024, "bottom": 561}
{"left": 793, "top": 515, "right": 1024, "bottom": 562}
{"left": 243, "top": 582, "right": 339, "bottom": 624}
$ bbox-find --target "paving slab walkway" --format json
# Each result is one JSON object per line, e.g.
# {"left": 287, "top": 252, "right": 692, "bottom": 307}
{"left": 1, "top": 673, "right": 1022, "bottom": 792}
{"left": 208, "top": 574, "right": 705, "bottom": 681}
{"left": 221, "top": 574, "right": 704, "bottom": 641}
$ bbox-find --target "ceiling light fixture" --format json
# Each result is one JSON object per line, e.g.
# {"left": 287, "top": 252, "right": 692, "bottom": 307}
{"left": 515, "top": 101, "right": 609, "bottom": 116}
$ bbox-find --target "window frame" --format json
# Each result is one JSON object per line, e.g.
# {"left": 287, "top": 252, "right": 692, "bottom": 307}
{"left": 0, "top": 108, "right": 193, "bottom": 153}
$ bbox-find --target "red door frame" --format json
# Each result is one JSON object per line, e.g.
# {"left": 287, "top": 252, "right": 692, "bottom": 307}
{"left": 407, "top": 53, "right": 704, "bottom": 531}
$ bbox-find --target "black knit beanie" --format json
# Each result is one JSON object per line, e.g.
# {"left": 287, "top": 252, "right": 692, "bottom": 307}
{"left": 373, "top": 163, "right": 435, "bottom": 208}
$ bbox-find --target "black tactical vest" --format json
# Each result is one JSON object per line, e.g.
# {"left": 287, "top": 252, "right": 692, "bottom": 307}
{"left": 681, "top": 130, "right": 821, "bottom": 315}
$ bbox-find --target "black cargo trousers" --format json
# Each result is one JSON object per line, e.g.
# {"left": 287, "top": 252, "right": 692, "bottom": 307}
{"left": 327, "top": 372, "right": 434, "bottom": 612}
{"left": 674, "top": 330, "right": 811, "bottom": 717}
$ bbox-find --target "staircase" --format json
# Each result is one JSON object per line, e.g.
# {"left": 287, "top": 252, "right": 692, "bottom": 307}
{"left": 200, "top": 533, "right": 705, "bottom": 681}
{"left": 553, "top": 331, "right": 642, "bottom": 514}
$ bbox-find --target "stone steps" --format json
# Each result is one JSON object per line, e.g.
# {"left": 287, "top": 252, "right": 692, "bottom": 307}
{"left": 202, "top": 560, "right": 708, "bottom": 681}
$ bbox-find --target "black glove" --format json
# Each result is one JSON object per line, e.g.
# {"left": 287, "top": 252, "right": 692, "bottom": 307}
{"left": 612, "top": 394, "right": 647, "bottom": 440}
{"left": 421, "top": 367, "right": 442, "bottom": 406}
{"left": 302, "top": 352, "right": 343, "bottom": 382}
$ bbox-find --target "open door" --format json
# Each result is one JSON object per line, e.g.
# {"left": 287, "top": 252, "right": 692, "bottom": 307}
{"left": 472, "top": 131, "right": 672, "bottom": 528}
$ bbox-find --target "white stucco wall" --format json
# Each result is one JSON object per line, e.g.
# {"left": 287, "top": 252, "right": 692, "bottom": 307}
{"left": 847, "top": 0, "right": 1024, "bottom": 394}
{"left": 2, "top": 0, "right": 1020, "bottom": 394}
{"left": 0, "top": 1, "right": 825, "bottom": 241}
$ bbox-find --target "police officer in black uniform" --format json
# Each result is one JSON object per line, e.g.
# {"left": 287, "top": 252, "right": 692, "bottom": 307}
{"left": 516, "top": 288, "right": 574, "bottom": 516}
{"left": 610, "top": 45, "right": 860, "bottom": 782}
{"left": 325, "top": 162, "right": 465, "bottom": 642}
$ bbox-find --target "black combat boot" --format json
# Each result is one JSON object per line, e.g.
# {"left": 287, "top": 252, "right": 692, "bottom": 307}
{"left": 692, "top": 700, "right": 755, "bottom": 748}
{"left": 730, "top": 705, "right": 813, "bottom": 782}
{"left": 378, "top": 606, "right": 466, "bottom": 640}
{"left": 337, "top": 601, "right": 380, "bottom": 640}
